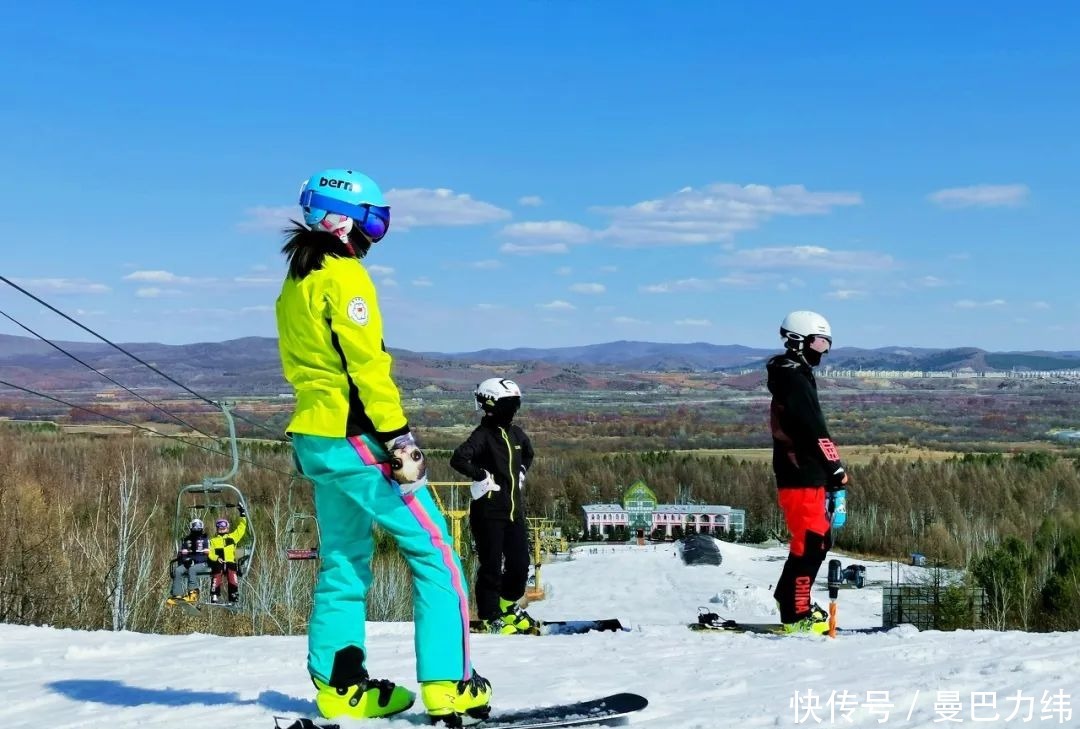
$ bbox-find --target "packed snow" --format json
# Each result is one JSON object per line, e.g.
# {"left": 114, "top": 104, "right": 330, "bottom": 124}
{"left": 3, "top": 540, "right": 1078, "bottom": 728}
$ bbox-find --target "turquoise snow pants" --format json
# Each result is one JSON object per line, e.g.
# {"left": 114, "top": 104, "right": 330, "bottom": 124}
{"left": 292, "top": 433, "right": 473, "bottom": 684}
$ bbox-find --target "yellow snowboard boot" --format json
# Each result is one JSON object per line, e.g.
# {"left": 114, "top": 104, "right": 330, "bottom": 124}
{"left": 421, "top": 672, "right": 492, "bottom": 726}
{"left": 313, "top": 646, "right": 415, "bottom": 720}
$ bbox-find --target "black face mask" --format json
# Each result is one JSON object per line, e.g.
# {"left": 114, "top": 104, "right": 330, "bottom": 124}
{"left": 803, "top": 348, "right": 824, "bottom": 367}
{"left": 486, "top": 397, "right": 521, "bottom": 424}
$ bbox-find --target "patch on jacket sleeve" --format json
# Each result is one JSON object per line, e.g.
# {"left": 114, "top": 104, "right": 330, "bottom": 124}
{"left": 347, "top": 297, "right": 369, "bottom": 326}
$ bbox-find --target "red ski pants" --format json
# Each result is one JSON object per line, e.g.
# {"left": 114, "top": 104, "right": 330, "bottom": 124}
{"left": 774, "top": 486, "right": 832, "bottom": 623}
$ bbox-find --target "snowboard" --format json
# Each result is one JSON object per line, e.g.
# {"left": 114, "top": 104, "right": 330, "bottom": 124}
{"left": 468, "top": 618, "right": 628, "bottom": 636}
{"left": 166, "top": 598, "right": 242, "bottom": 616}
{"left": 272, "top": 692, "right": 648, "bottom": 729}
{"left": 689, "top": 619, "right": 894, "bottom": 636}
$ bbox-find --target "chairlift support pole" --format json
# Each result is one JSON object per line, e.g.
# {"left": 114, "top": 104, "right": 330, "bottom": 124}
{"left": 204, "top": 401, "right": 239, "bottom": 488}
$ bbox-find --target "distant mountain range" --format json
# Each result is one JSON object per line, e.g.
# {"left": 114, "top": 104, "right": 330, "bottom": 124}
{"left": 2, "top": 333, "right": 1079, "bottom": 397}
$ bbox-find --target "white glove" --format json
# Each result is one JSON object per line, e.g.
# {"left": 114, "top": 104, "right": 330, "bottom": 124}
{"left": 470, "top": 471, "right": 500, "bottom": 501}
{"left": 519, "top": 469, "right": 526, "bottom": 490}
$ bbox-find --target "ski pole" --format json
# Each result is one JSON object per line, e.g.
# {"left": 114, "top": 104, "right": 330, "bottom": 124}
{"left": 827, "top": 558, "right": 843, "bottom": 638}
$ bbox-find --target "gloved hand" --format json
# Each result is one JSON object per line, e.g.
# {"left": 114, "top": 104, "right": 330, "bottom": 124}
{"left": 384, "top": 432, "right": 428, "bottom": 494}
{"left": 519, "top": 469, "right": 526, "bottom": 490}
{"left": 237, "top": 502, "right": 246, "bottom": 517}
{"left": 471, "top": 470, "right": 500, "bottom": 501}
{"left": 826, "top": 464, "right": 849, "bottom": 492}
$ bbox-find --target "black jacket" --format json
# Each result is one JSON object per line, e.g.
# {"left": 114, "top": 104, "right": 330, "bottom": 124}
{"left": 450, "top": 417, "right": 534, "bottom": 521}
{"left": 767, "top": 352, "right": 842, "bottom": 488}
{"left": 178, "top": 531, "right": 210, "bottom": 564}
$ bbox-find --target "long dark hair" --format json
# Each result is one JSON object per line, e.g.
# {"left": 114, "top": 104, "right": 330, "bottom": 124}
{"left": 281, "top": 221, "right": 371, "bottom": 280}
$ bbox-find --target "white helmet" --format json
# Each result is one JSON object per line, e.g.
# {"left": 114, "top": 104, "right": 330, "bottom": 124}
{"left": 189, "top": 518, "right": 204, "bottom": 531}
{"left": 474, "top": 377, "right": 522, "bottom": 411}
{"left": 780, "top": 311, "right": 832, "bottom": 350}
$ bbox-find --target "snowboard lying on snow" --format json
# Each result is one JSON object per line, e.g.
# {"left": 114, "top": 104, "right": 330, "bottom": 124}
{"left": 469, "top": 618, "right": 628, "bottom": 636}
{"left": 273, "top": 692, "right": 649, "bottom": 728}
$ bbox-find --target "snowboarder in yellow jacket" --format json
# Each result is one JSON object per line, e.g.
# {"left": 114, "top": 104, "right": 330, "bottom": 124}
{"left": 275, "top": 168, "right": 490, "bottom": 725}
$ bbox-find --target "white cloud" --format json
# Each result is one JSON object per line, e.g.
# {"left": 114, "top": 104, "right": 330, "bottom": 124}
{"left": 642, "top": 271, "right": 787, "bottom": 294}
{"left": 592, "top": 183, "right": 862, "bottom": 247}
{"left": 716, "top": 246, "right": 894, "bottom": 271}
{"left": 13, "top": 278, "right": 111, "bottom": 295}
{"left": 570, "top": 283, "right": 605, "bottom": 295}
{"left": 640, "top": 277, "right": 716, "bottom": 294}
{"left": 556, "top": 266, "right": 573, "bottom": 276}
{"left": 368, "top": 264, "right": 395, "bottom": 276}
{"left": 613, "top": 316, "right": 647, "bottom": 325}
{"left": 474, "top": 303, "right": 503, "bottom": 310}
{"left": 717, "top": 272, "right": 779, "bottom": 287}
{"left": 240, "top": 305, "right": 273, "bottom": 313}
{"left": 1032, "top": 301, "right": 1051, "bottom": 310}
{"left": 916, "top": 275, "right": 947, "bottom": 288}
{"left": 470, "top": 260, "right": 502, "bottom": 270}
{"left": 675, "top": 318, "right": 712, "bottom": 327}
{"left": 381, "top": 278, "right": 399, "bottom": 287}
{"left": 539, "top": 300, "right": 575, "bottom": 311}
{"left": 236, "top": 205, "right": 296, "bottom": 232}
{"left": 501, "top": 220, "right": 595, "bottom": 244}
{"left": 928, "top": 184, "right": 1029, "bottom": 209}
{"left": 600, "top": 265, "right": 619, "bottom": 273}
{"left": 386, "top": 188, "right": 511, "bottom": 230}
{"left": 518, "top": 195, "right": 543, "bottom": 207}
{"left": 826, "top": 289, "right": 867, "bottom": 300}
{"left": 124, "top": 270, "right": 201, "bottom": 285}
{"left": 73, "top": 309, "right": 105, "bottom": 317}
{"left": 412, "top": 277, "right": 434, "bottom": 287}
{"left": 250, "top": 264, "right": 270, "bottom": 273}
{"left": 233, "top": 276, "right": 278, "bottom": 286}
{"left": 954, "top": 298, "right": 1007, "bottom": 309}
{"left": 135, "top": 287, "right": 182, "bottom": 298}
{"left": 500, "top": 242, "right": 569, "bottom": 255}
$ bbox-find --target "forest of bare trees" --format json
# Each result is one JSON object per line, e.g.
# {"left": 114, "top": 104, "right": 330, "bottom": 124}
{"left": 1, "top": 427, "right": 1078, "bottom": 635}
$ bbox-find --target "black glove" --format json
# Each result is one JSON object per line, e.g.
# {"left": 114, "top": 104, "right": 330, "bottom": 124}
{"left": 237, "top": 503, "right": 246, "bottom": 517}
{"left": 826, "top": 464, "right": 849, "bottom": 492}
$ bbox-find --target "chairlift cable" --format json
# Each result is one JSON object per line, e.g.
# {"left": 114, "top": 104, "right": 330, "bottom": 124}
{"left": 0, "top": 307, "right": 220, "bottom": 439}
{"left": 0, "top": 274, "right": 286, "bottom": 442}
{"left": 0, "top": 378, "right": 294, "bottom": 478}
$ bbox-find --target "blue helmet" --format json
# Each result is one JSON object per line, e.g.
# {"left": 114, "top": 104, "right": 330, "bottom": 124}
{"left": 298, "top": 168, "right": 389, "bottom": 230}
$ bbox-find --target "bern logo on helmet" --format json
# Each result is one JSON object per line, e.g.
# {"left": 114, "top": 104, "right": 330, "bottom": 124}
{"left": 347, "top": 297, "right": 369, "bottom": 326}
{"left": 320, "top": 176, "right": 359, "bottom": 192}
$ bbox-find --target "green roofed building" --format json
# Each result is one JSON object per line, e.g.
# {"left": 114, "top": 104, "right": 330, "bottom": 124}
{"left": 582, "top": 480, "right": 746, "bottom": 538}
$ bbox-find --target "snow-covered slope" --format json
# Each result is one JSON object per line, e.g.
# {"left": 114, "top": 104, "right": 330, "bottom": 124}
{"left": 3, "top": 542, "right": 1077, "bottom": 728}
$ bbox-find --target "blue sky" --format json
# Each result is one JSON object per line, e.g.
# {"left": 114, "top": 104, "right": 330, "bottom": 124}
{"left": 1, "top": 2, "right": 1077, "bottom": 353}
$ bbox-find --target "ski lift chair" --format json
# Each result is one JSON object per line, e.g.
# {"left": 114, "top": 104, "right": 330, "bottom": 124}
{"left": 284, "top": 474, "right": 321, "bottom": 562}
{"left": 167, "top": 403, "right": 257, "bottom": 612}
{"left": 174, "top": 482, "right": 256, "bottom": 609}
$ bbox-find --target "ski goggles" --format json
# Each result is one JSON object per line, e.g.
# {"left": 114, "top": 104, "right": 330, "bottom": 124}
{"left": 299, "top": 190, "right": 391, "bottom": 242}
{"left": 807, "top": 335, "right": 832, "bottom": 354}
{"left": 353, "top": 204, "right": 390, "bottom": 242}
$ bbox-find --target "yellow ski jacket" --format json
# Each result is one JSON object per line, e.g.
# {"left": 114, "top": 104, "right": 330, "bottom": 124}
{"left": 276, "top": 254, "right": 409, "bottom": 441}
{"left": 209, "top": 516, "right": 247, "bottom": 564}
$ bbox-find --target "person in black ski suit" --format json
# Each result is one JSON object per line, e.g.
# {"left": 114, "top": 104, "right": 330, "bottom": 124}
{"left": 450, "top": 378, "right": 536, "bottom": 634}
{"left": 167, "top": 518, "right": 211, "bottom": 604}
{"left": 767, "top": 311, "right": 849, "bottom": 634}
